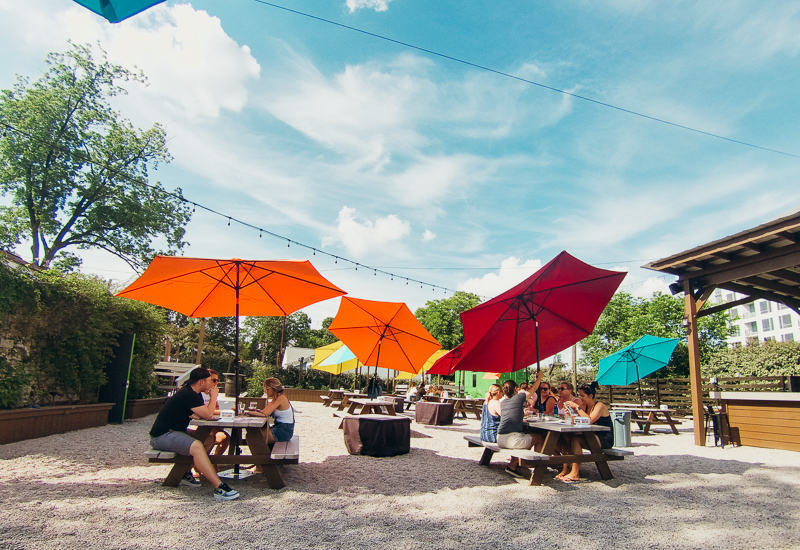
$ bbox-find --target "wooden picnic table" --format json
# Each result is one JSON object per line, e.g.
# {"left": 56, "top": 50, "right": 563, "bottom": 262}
{"left": 344, "top": 398, "right": 398, "bottom": 416}
{"left": 336, "top": 392, "right": 367, "bottom": 411}
{"left": 518, "top": 420, "right": 625, "bottom": 486}
{"left": 149, "top": 417, "right": 294, "bottom": 490}
{"left": 321, "top": 389, "right": 345, "bottom": 408}
{"left": 611, "top": 405, "right": 681, "bottom": 435}
{"left": 442, "top": 397, "right": 482, "bottom": 420}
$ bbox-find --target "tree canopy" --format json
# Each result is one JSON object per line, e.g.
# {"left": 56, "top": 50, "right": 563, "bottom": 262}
{"left": 415, "top": 291, "right": 482, "bottom": 350}
{"left": 580, "top": 292, "right": 732, "bottom": 378}
{"left": 0, "top": 43, "right": 192, "bottom": 270}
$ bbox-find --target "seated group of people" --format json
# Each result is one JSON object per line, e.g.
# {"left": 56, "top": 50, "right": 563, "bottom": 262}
{"left": 148, "top": 367, "right": 295, "bottom": 501}
{"left": 479, "top": 371, "right": 613, "bottom": 482}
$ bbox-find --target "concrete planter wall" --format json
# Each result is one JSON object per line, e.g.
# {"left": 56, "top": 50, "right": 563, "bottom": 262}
{"left": 124, "top": 397, "right": 167, "bottom": 420}
{"left": 0, "top": 403, "right": 113, "bottom": 445}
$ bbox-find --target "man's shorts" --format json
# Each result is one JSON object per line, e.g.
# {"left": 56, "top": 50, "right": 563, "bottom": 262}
{"left": 150, "top": 430, "right": 197, "bottom": 455}
{"left": 497, "top": 432, "right": 533, "bottom": 449}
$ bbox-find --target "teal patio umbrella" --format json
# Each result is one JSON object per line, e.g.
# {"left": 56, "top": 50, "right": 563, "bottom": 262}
{"left": 597, "top": 335, "right": 680, "bottom": 403}
{"left": 71, "top": 0, "right": 166, "bottom": 23}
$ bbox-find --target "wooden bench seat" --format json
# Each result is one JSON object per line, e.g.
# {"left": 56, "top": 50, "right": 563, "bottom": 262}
{"left": 146, "top": 434, "right": 301, "bottom": 465}
{"left": 464, "top": 434, "right": 501, "bottom": 466}
{"left": 602, "top": 447, "right": 634, "bottom": 457}
{"left": 146, "top": 434, "right": 300, "bottom": 489}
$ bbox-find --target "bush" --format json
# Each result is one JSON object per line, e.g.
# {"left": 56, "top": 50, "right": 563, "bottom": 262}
{"left": 0, "top": 264, "right": 168, "bottom": 408}
{"left": 703, "top": 340, "right": 800, "bottom": 378}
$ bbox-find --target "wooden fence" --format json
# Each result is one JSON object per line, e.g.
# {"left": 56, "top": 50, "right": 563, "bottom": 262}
{"left": 598, "top": 376, "right": 791, "bottom": 414}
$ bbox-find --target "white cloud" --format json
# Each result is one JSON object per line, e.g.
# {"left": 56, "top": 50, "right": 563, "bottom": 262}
{"left": 258, "top": 51, "right": 433, "bottom": 168}
{"left": 346, "top": 0, "right": 392, "bottom": 13}
{"left": 422, "top": 229, "right": 436, "bottom": 241}
{"left": 321, "top": 206, "right": 411, "bottom": 257}
{"left": 459, "top": 257, "right": 542, "bottom": 299}
{"left": 108, "top": 5, "right": 261, "bottom": 121}
{"left": 0, "top": 2, "right": 260, "bottom": 124}
{"left": 632, "top": 276, "right": 671, "bottom": 299}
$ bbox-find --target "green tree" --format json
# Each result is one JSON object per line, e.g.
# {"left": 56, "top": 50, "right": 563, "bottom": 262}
{"left": 0, "top": 43, "right": 192, "bottom": 270}
{"left": 415, "top": 291, "right": 482, "bottom": 350}
{"left": 579, "top": 292, "right": 732, "bottom": 378}
{"left": 243, "top": 312, "right": 331, "bottom": 366}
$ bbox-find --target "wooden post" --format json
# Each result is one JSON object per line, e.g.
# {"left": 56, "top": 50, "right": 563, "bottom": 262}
{"left": 683, "top": 281, "right": 706, "bottom": 446}
{"left": 655, "top": 378, "right": 661, "bottom": 408}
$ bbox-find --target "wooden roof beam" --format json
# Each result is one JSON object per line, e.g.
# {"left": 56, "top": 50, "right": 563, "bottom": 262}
{"left": 691, "top": 247, "right": 800, "bottom": 286}
{"left": 718, "top": 282, "right": 800, "bottom": 316}
{"left": 738, "top": 276, "right": 800, "bottom": 297}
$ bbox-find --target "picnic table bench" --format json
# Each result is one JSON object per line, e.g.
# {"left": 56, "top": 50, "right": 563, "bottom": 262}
{"left": 611, "top": 405, "right": 681, "bottom": 435}
{"left": 320, "top": 389, "right": 345, "bottom": 408}
{"left": 464, "top": 419, "right": 634, "bottom": 486}
{"left": 442, "top": 397, "right": 482, "bottom": 420}
{"left": 146, "top": 417, "right": 299, "bottom": 490}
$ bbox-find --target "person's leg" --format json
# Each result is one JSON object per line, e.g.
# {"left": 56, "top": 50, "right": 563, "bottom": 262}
{"left": 189, "top": 440, "right": 223, "bottom": 487}
{"left": 563, "top": 437, "right": 583, "bottom": 481}
{"left": 213, "top": 430, "right": 230, "bottom": 455}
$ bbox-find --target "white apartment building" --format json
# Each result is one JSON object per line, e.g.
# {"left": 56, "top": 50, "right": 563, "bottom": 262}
{"left": 712, "top": 289, "right": 800, "bottom": 346}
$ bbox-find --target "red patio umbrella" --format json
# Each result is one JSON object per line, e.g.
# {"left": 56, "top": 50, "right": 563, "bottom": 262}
{"left": 456, "top": 251, "right": 625, "bottom": 375}
{"left": 426, "top": 344, "right": 465, "bottom": 376}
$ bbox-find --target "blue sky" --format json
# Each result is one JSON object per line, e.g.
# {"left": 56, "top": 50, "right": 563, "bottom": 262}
{"left": 2, "top": 0, "right": 800, "bottom": 334}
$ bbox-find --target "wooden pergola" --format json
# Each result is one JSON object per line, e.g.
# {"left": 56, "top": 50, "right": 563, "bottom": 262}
{"left": 643, "top": 209, "right": 800, "bottom": 445}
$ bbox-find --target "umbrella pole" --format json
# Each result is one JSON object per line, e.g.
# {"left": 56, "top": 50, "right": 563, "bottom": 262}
{"left": 535, "top": 317, "right": 541, "bottom": 374}
{"left": 634, "top": 359, "right": 643, "bottom": 404}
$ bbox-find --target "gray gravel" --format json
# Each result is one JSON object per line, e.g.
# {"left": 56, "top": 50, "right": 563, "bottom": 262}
{"left": 1, "top": 402, "right": 798, "bottom": 549}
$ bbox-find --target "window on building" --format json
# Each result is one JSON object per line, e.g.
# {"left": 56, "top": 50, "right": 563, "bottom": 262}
{"left": 725, "top": 293, "right": 734, "bottom": 302}
{"left": 745, "top": 322, "right": 758, "bottom": 337}
{"left": 779, "top": 314, "right": 792, "bottom": 329}
{"left": 730, "top": 325, "right": 741, "bottom": 337}
{"left": 760, "top": 301, "right": 772, "bottom": 314}
{"left": 762, "top": 318, "right": 774, "bottom": 332}
{"left": 782, "top": 333, "right": 795, "bottom": 342}
{"left": 778, "top": 303, "right": 788, "bottom": 310}
{"left": 764, "top": 336, "right": 776, "bottom": 342}
{"left": 743, "top": 303, "right": 756, "bottom": 318}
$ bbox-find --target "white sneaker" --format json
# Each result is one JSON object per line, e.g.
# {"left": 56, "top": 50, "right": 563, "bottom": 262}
{"left": 213, "top": 482, "right": 240, "bottom": 501}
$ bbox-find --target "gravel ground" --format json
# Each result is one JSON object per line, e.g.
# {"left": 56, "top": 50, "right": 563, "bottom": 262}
{"left": 1, "top": 401, "right": 798, "bottom": 550}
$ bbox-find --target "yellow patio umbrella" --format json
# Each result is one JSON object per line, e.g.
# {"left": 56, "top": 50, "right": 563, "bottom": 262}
{"left": 482, "top": 372, "right": 501, "bottom": 380}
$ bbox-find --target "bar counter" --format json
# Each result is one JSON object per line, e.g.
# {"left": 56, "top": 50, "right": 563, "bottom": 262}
{"left": 710, "top": 391, "right": 800, "bottom": 452}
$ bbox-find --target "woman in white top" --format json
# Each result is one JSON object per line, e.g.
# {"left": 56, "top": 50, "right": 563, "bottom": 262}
{"left": 244, "top": 378, "right": 294, "bottom": 443}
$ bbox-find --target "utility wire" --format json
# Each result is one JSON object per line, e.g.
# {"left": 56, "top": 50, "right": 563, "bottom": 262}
{"left": 0, "top": 120, "right": 464, "bottom": 296}
{"left": 250, "top": 0, "right": 800, "bottom": 160}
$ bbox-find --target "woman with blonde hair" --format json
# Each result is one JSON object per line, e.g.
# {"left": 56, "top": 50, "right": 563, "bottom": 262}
{"left": 480, "top": 384, "right": 502, "bottom": 443}
{"left": 244, "top": 377, "right": 294, "bottom": 444}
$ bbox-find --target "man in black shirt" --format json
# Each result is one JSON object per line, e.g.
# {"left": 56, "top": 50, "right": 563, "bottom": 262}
{"left": 149, "top": 367, "right": 239, "bottom": 500}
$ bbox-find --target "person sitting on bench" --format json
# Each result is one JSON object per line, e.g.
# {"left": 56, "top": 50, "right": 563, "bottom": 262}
{"left": 149, "top": 367, "right": 240, "bottom": 500}
{"left": 558, "top": 381, "right": 613, "bottom": 482}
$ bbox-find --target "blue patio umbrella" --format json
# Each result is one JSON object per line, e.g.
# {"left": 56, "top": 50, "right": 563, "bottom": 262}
{"left": 597, "top": 335, "right": 680, "bottom": 403}
{"left": 71, "top": 0, "right": 166, "bottom": 23}
{"left": 319, "top": 344, "right": 358, "bottom": 368}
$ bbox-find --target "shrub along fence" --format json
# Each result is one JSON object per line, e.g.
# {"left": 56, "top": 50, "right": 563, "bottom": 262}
{"left": 598, "top": 375, "right": 792, "bottom": 413}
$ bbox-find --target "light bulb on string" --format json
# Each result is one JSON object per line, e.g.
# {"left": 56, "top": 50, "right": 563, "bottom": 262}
{"left": 227, "top": 218, "right": 231, "bottom": 226}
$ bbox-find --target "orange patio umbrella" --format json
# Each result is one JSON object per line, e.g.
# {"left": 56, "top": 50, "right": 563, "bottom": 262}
{"left": 116, "top": 256, "right": 347, "bottom": 406}
{"left": 328, "top": 297, "right": 441, "bottom": 376}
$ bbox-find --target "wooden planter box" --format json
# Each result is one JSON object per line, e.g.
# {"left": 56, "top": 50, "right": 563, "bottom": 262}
{"left": 284, "top": 388, "right": 326, "bottom": 403}
{"left": 0, "top": 403, "right": 113, "bottom": 445}
{"left": 124, "top": 397, "right": 168, "bottom": 419}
